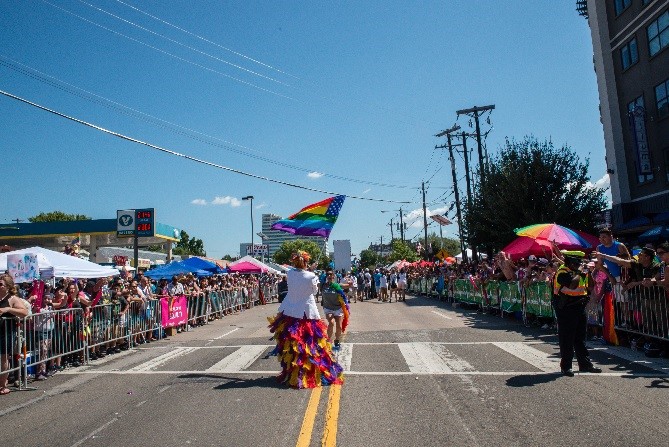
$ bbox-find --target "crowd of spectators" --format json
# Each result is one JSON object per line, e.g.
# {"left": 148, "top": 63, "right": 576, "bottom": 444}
{"left": 391, "top": 230, "right": 669, "bottom": 353}
{"left": 2, "top": 260, "right": 283, "bottom": 387}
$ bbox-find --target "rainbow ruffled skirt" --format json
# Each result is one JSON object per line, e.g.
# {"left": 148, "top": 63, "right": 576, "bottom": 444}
{"left": 268, "top": 313, "right": 344, "bottom": 389}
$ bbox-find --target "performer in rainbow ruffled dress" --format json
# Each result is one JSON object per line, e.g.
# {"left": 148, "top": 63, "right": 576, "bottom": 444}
{"left": 268, "top": 251, "right": 344, "bottom": 389}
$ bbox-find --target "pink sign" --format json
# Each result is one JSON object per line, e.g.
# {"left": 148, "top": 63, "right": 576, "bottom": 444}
{"left": 30, "top": 280, "right": 45, "bottom": 313}
{"left": 160, "top": 295, "right": 188, "bottom": 328}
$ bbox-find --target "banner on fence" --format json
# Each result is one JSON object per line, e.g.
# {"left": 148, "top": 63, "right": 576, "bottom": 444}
{"left": 160, "top": 295, "right": 188, "bottom": 328}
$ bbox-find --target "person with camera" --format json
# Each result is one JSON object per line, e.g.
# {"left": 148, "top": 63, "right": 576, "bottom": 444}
{"left": 552, "top": 250, "right": 602, "bottom": 377}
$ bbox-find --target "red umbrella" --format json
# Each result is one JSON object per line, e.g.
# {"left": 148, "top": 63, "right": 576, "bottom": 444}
{"left": 501, "top": 236, "right": 554, "bottom": 261}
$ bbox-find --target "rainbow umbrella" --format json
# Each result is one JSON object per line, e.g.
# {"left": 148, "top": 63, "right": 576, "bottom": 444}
{"left": 514, "top": 223, "right": 592, "bottom": 249}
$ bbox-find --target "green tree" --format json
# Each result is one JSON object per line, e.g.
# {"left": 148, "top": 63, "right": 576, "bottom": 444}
{"left": 273, "top": 239, "right": 324, "bottom": 266}
{"left": 464, "top": 136, "right": 608, "bottom": 251}
{"left": 359, "top": 249, "right": 381, "bottom": 269}
{"left": 29, "top": 211, "right": 91, "bottom": 222}
{"left": 221, "top": 254, "right": 234, "bottom": 261}
{"left": 387, "top": 239, "right": 419, "bottom": 263}
{"left": 172, "top": 230, "right": 206, "bottom": 257}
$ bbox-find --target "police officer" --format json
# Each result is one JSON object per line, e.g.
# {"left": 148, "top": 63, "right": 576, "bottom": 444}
{"left": 552, "top": 250, "right": 602, "bottom": 377}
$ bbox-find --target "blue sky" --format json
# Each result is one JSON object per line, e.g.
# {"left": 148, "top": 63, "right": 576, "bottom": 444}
{"left": 0, "top": 1, "right": 610, "bottom": 258}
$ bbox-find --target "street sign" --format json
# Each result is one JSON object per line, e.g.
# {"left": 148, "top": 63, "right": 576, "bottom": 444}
{"left": 117, "top": 210, "right": 135, "bottom": 237}
{"left": 135, "top": 208, "right": 155, "bottom": 237}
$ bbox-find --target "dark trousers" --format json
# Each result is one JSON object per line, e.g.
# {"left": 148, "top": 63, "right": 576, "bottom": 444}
{"left": 554, "top": 302, "right": 592, "bottom": 370}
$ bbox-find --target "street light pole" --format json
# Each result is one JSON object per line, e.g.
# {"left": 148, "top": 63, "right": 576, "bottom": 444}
{"left": 242, "top": 196, "right": 254, "bottom": 257}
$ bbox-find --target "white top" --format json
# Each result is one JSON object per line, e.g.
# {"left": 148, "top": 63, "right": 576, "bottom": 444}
{"left": 278, "top": 269, "right": 321, "bottom": 319}
{"left": 398, "top": 272, "right": 407, "bottom": 284}
{"left": 379, "top": 275, "right": 388, "bottom": 287}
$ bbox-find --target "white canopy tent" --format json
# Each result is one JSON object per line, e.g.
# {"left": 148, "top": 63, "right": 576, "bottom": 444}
{"left": 0, "top": 246, "right": 120, "bottom": 280}
{"left": 229, "top": 255, "right": 281, "bottom": 274}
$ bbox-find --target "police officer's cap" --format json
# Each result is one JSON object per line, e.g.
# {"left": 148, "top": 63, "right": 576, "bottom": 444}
{"left": 561, "top": 250, "right": 585, "bottom": 263}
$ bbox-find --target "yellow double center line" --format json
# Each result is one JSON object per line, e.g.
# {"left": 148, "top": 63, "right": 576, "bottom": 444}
{"left": 295, "top": 384, "right": 342, "bottom": 447}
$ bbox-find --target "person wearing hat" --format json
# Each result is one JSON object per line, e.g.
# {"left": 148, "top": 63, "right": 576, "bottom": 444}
{"left": 552, "top": 250, "right": 602, "bottom": 376}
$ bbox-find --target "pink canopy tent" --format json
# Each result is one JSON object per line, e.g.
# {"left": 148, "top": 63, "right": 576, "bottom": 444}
{"left": 228, "top": 261, "right": 265, "bottom": 274}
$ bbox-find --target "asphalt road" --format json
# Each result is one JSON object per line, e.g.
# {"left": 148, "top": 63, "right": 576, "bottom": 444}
{"left": 2, "top": 294, "right": 669, "bottom": 447}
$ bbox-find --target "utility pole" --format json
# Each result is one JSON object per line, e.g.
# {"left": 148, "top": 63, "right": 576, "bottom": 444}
{"left": 435, "top": 124, "right": 467, "bottom": 262}
{"left": 399, "top": 206, "right": 405, "bottom": 242}
{"left": 457, "top": 105, "right": 495, "bottom": 188}
{"left": 388, "top": 218, "right": 394, "bottom": 241}
{"left": 12, "top": 218, "right": 22, "bottom": 224}
{"left": 457, "top": 104, "right": 495, "bottom": 262}
{"left": 460, "top": 131, "right": 478, "bottom": 262}
{"left": 422, "top": 181, "right": 428, "bottom": 260}
{"left": 461, "top": 132, "right": 473, "bottom": 209}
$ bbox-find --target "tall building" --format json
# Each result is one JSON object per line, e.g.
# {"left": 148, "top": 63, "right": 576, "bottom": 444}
{"left": 261, "top": 213, "right": 326, "bottom": 258}
{"left": 578, "top": 0, "right": 669, "bottom": 234}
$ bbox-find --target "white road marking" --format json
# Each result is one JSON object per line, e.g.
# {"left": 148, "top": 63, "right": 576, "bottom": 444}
{"left": 214, "top": 327, "right": 241, "bottom": 340}
{"left": 492, "top": 342, "right": 561, "bottom": 373}
{"left": 56, "top": 341, "right": 669, "bottom": 379}
{"left": 431, "top": 310, "right": 453, "bottom": 320}
{"left": 127, "top": 347, "right": 199, "bottom": 372}
{"left": 61, "top": 370, "right": 669, "bottom": 377}
{"left": 335, "top": 343, "right": 353, "bottom": 372}
{"left": 597, "top": 345, "right": 669, "bottom": 373}
{"left": 206, "top": 345, "right": 268, "bottom": 372}
{"left": 69, "top": 418, "right": 118, "bottom": 447}
{"left": 398, "top": 342, "right": 475, "bottom": 373}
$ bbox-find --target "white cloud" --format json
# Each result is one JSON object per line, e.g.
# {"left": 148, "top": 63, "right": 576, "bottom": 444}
{"left": 256, "top": 203, "right": 268, "bottom": 209}
{"left": 212, "top": 196, "right": 242, "bottom": 207}
{"left": 362, "top": 188, "right": 371, "bottom": 194}
{"left": 191, "top": 199, "right": 207, "bottom": 206}
{"left": 308, "top": 171, "right": 324, "bottom": 179}
{"left": 586, "top": 173, "right": 610, "bottom": 190}
{"left": 586, "top": 173, "right": 612, "bottom": 207}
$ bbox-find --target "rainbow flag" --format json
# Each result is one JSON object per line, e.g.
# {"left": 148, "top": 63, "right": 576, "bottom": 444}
{"left": 271, "top": 195, "right": 345, "bottom": 238}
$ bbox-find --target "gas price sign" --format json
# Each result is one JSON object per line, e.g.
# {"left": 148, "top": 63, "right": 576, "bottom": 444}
{"left": 135, "top": 208, "right": 155, "bottom": 237}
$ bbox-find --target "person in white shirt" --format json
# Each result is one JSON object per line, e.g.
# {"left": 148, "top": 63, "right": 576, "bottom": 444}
{"left": 269, "top": 251, "right": 343, "bottom": 389}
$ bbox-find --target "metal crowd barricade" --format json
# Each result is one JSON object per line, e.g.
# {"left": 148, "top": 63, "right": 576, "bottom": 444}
{"left": 87, "top": 303, "right": 124, "bottom": 358}
{"left": 1, "top": 316, "right": 22, "bottom": 386}
{"left": 127, "top": 299, "right": 163, "bottom": 343}
{"left": 609, "top": 284, "right": 669, "bottom": 341}
{"left": 22, "top": 308, "right": 85, "bottom": 386}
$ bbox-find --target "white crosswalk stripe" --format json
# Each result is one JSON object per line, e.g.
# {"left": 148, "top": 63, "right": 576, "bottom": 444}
{"left": 127, "top": 347, "right": 199, "bottom": 372}
{"left": 206, "top": 345, "right": 269, "bottom": 373}
{"left": 398, "top": 342, "right": 475, "bottom": 373}
{"left": 69, "top": 341, "right": 669, "bottom": 377}
{"left": 335, "top": 343, "right": 353, "bottom": 372}
{"left": 491, "top": 342, "right": 561, "bottom": 373}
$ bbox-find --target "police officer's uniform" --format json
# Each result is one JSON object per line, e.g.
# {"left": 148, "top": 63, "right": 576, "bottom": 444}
{"left": 552, "top": 251, "right": 602, "bottom": 377}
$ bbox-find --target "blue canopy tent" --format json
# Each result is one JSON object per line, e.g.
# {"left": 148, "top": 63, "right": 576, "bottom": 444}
{"left": 144, "top": 261, "right": 212, "bottom": 279}
{"left": 638, "top": 225, "right": 669, "bottom": 244}
{"left": 180, "top": 257, "right": 226, "bottom": 274}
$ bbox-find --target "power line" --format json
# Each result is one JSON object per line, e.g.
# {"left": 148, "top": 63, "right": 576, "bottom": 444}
{"left": 74, "top": 0, "right": 291, "bottom": 86}
{"left": 0, "top": 55, "right": 419, "bottom": 190}
{"left": 113, "top": 0, "right": 299, "bottom": 80}
{"left": 0, "top": 88, "right": 413, "bottom": 203}
{"left": 40, "top": 0, "right": 297, "bottom": 101}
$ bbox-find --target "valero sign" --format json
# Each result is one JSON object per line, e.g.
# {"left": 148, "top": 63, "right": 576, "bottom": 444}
{"left": 117, "top": 208, "right": 155, "bottom": 237}
{"left": 117, "top": 210, "right": 135, "bottom": 237}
